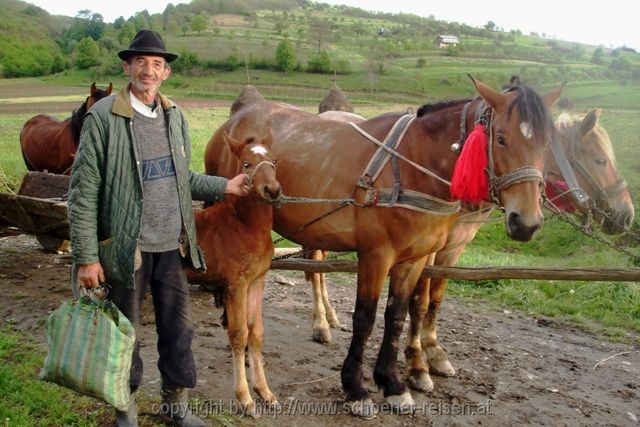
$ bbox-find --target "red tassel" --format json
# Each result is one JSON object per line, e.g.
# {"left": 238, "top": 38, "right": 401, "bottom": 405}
{"left": 450, "top": 124, "right": 489, "bottom": 203}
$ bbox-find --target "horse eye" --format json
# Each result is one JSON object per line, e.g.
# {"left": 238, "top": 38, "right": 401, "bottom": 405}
{"left": 242, "top": 161, "right": 251, "bottom": 169}
{"left": 595, "top": 157, "right": 607, "bottom": 166}
{"left": 272, "top": 160, "right": 277, "bottom": 165}
{"left": 497, "top": 136, "right": 506, "bottom": 146}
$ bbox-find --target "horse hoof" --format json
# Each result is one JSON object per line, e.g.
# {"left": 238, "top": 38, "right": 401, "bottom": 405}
{"left": 408, "top": 371, "right": 434, "bottom": 393}
{"left": 386, "top": 391, "right": 415, "bottom": 414}
{"left": 312, "top": 328, "right": 332, "bottom": 343}
{"left": 429, "top": 359, "right": 456, "bottom": 377}
{"left": 346, "top": 398, "right": 378, "bottom": 419}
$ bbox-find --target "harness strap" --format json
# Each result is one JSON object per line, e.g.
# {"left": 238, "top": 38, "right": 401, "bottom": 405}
{"left": 348, "top": 115, "right": 460, "bottom": 215}
{"left": 549, "top": 138, "right": 590, "bottom": 206}
{"left": 348, "top": 119, "right": 451, "bottom": 186}
{"left": 354, "top": 114, "right": 415, "bottom": 186}
{"left": 363, "top": 188, "right": 460, "bottom": 215}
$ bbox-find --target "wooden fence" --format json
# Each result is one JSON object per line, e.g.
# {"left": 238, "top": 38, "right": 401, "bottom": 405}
{"left": 270, "top": 257, "right": 640, "bottom": 282}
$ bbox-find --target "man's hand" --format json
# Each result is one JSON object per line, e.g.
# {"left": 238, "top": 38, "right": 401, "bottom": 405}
{"left": 77, "top": 262, "right": 105, "bottom": 290}
{"left": 225, "top": 173, "right": 251, "bottom": 197}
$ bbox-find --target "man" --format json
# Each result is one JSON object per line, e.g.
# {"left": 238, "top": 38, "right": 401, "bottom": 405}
{"left": 68, "top": 30, "right": 250, "bottom": 427}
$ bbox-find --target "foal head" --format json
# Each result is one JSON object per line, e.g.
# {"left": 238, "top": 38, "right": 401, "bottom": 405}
{"left": 555, "top": 109, "right": 634, "bottom": 233}
{"left": 71, "top": 82, "right": 113, "bottom": 145}
{"left": 471, "top": 77, "right": 562, "bottom": 241}
{"left": 223, "top": 129, "right": 282, "bottom": 204}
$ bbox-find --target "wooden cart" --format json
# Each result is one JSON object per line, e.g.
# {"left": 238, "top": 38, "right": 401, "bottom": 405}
{"left": 0, "top": 171, "right": 70, "bottom": 252}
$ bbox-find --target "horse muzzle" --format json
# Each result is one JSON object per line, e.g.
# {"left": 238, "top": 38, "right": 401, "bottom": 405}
{"left": 506, "top": 211, "right": 543, "bottom": 242}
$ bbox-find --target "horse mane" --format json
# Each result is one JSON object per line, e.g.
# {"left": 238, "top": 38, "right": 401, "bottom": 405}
{"left": 70, "top": 99, "right": 89, "bottom": 146}
{"left": 556, "top": 112, "right": 615, "bottom": 164}
{"left": 502, "top": 79, "right": 552, "bottom": 143}
{"left": 416, "top": 99, "right": 470, "bottom": 117}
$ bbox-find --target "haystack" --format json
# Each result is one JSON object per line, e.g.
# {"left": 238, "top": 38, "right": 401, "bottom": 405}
{"left": 230, "top": 85, "right": 265, "bottom": 116}
{"left": 318, "top": 85, "right": 353, "bottom": 113}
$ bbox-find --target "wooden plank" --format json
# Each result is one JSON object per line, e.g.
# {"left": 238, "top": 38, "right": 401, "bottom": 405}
{"left": 0, "top": 193, "right": 69, "bottom": 239}
{"left": 269, "top": 259, "right": 640, "bottom": 282}
{"left": 18, "top": 171, "right": 70, "bottom": 198}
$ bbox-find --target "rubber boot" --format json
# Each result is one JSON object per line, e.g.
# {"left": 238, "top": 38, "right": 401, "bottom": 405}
{"left": 115, "top": 392, "right": 138, "bottom": 427}
{"left": 160, "top": 376, "right": 205, "bottom": 427}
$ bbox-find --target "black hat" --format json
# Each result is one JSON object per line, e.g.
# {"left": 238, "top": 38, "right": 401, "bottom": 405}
{"left": 118, "top": 30, "right": 179, "bottom": 63}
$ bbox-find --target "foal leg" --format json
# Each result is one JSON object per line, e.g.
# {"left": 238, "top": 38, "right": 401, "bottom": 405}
{"left": 224, "top": 286, "right": 255, "bottom": 415}
{"left": 246, "top": 276, "right": 278, "bottom": 406}
{"left": 405, "top": 253, "right": 435, "bottom": 392}
{"left": 374, "top": 258, "right": 427, "bottom": 412}
{"left": 341, "top": 253, "right": 392, "bottom": 418}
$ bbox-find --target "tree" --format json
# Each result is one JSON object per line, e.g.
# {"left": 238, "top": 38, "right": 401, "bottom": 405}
{"left": 307, "top": 50, "right": 332, "bottom": 73}
{"left": 76, "top": 37, "right": 100, "bottom": 69}
{"left": 275, "top": 40, "right": 296, "bottom": 75}
{"left": 592, "top": 46, "right": 605, "bottom": 65}
{"left": 192, "top": 15, "right": 207, "bottom": 34}
{"left": 484, "top": 21, "right": 496, "bottom": 31}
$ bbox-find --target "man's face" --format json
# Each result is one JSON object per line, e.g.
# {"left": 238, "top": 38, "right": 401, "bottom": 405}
{"left": 123, "top": 55, "right": 170, "bottom": 96}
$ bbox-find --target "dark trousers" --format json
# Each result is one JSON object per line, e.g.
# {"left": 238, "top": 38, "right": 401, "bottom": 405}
{"left": 109, "top": 250, "right": 196, "bottom": 393}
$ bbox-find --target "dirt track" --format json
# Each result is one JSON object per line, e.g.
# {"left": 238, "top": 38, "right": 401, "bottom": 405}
{"left": 0, "top": 234, "right": 639, "bottom": 426}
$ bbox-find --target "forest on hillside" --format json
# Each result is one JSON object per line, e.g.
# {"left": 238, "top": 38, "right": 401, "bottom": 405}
{"left": 0, "top": 0, "right": 638, "bottom": 82}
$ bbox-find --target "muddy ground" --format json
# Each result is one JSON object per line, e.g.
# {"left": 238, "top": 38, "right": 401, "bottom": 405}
{"left": 0, "top": 234, "right": 638, "bottom": 426}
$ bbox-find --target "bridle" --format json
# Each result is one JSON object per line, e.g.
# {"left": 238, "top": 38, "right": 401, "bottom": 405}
{"left": 243, "top": 159, "right": 276, "bottom": 188}
{"left": 458, "top": 98, "right": 545, "bottom": 207}
{"left": 558, "top": 124, "right": 628, "bottom": 215}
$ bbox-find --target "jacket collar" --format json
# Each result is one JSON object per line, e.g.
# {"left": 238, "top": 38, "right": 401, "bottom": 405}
{"left": 112, "top": 83, "right": 176, "bottom": 118}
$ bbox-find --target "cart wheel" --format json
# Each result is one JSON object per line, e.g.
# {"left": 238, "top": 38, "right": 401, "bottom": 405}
{"left": 36, "top": 235, "right": 70, "bottom": 253}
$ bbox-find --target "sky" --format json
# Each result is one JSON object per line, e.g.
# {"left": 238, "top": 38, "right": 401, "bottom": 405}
{"left": 25, "top": 0, "right": 639, "bottom": 51}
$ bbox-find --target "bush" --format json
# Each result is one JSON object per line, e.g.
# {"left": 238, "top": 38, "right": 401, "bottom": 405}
{"left": 275, "top": 40, "right": 297, "bottom": 75}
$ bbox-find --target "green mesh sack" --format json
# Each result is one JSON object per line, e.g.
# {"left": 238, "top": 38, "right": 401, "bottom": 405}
{"left": 40, "top": 293, "right": 135, "bottom": 411}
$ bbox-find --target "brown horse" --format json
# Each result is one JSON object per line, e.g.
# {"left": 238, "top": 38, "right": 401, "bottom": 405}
{"left": 404, "top": 106, "right": 636, "bottom": 393}
{"left": 205, "top": 77, "right": 556, "bottom": 416}
{"left": 20, "top": 82, "right": 113, "bottom": 174}
{"left": 188, "top": 129, "right": 282, "bottom": 415}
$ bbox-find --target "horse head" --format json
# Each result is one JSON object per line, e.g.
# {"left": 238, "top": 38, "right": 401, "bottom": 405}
{"left": 554, "top": 109, "right": 634, "bottom": 233}
{"left": 470, "top": 76, "right": 562, "bottom": 241}
{"left": 87, "top": 82, "right": 113, "bottom": 110}
{"left": 222, "top": 128, "right": 282, "bottom": 204}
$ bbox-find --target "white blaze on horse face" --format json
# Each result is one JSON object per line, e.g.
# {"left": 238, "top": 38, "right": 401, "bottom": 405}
{"left": 520, "top": 122, "right": 533, "bottom": 140}
{"left": 251, "top": 145, "right": 268, "bottom": 156}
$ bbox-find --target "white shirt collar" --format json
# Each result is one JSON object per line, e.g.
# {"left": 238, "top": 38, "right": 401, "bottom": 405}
{"left": 129, "top": 90, "right": 159, "bottom": 118}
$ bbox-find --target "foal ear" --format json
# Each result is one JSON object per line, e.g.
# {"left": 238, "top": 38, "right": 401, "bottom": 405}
{"left": 468, "top": 75, "right": 506, "bottom": 111}
{"left": 542, "top": 83, "right": 565, "bottom": 108}
{"left": 580, "top": 109, "right": 601, "bottom": 136}
{"left": 222, "top": 131, "right": 244, "bottom": 157}
{"left": 90, "top": 82, "right": 97, "bottom": 96}
{"left": 106, "top": 82, "right": 113, "bottom": 95}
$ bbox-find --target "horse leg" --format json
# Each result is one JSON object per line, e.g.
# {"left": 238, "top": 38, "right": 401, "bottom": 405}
{"left": 404, "top": 253, "right": 435, "bottom": 393}
{"left": 373, "top": 258, "right": 427, "bottom": 412}
{"left": 306, "top": 249, "right": 332, "bottom": 343}
{"left": 307, "top": 249, "right": 341, "bottom": 343}
{"left": 341, "top": 253, "right": 392, "bottom": 418}
{"left": 224, "top": 285, "right": 255, "bottom": 415}
{"left": 246, "top": 276, "right": 278, "bottom": 406}
{"left": 421, "top": 247, "right": 466, "bottom": 377}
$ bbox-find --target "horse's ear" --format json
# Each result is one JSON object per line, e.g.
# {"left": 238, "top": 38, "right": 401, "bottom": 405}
{"left": 468, "top": 75, "right": 506, "bottom": 111}
{"left": 262, "top": 127, "right": 273, "bottom": 149}
{"left": 90, "top": 82, "right": 97, "bottom": 96}
{"left": 107, "top": 82, "right": 113, "bottom": 95}
{"left": 222, "top": 131, "right": 244, "bottom": 156}
{"left": 542, "top": 83, "right": 565, "bottom": 108}
{"left": 580, "top": 109, "right": 601, "bottom": 136}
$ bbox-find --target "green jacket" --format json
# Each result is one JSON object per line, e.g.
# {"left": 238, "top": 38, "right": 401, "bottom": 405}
{"left": 68, "top": 85, "right": 228, "bottom": 289}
